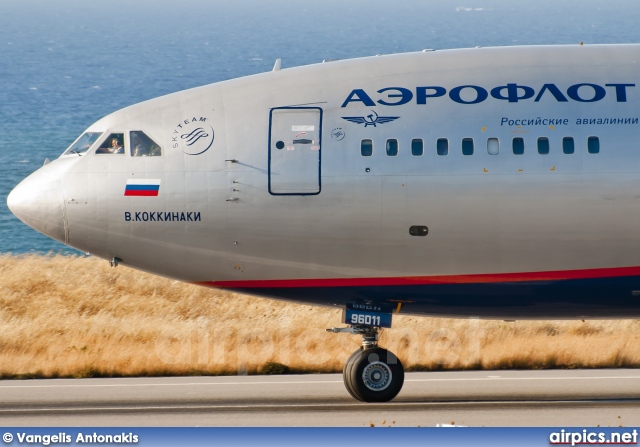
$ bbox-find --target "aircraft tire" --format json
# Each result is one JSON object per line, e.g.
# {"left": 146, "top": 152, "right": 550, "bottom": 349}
{"left": 342, "top": 348, "right": 363, "bottom": 400}
{"left": 343, "top": 347, "right": 404, "bottom": 402}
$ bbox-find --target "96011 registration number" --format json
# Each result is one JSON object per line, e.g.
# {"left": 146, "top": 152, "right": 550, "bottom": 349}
{"left": 343, "top": 308, "right": 392, "bottom": 328}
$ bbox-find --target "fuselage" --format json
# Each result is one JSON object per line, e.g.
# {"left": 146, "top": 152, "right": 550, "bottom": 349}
{"left": 8, "top": 44, "right": 640, "bottom": 318}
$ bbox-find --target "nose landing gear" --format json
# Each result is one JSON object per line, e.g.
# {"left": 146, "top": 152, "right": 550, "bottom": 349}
{"left": 327, "top": 325, "right": 404, "bottom": 402}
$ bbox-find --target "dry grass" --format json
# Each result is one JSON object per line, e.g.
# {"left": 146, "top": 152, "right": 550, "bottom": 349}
{"left": 0, "top": 254, "right": 639, "bottom": 379}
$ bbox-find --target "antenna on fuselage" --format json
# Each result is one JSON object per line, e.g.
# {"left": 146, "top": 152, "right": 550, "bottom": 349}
{"left": 272, "top": 58, "right": 282, "bottom": 72}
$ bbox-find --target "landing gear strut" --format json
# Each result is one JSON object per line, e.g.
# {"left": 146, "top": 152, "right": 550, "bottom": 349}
{"left": 327, "top": 325, "right": 404, "bottom": 402}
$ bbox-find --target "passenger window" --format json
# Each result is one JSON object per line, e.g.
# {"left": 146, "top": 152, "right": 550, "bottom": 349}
{"left": 361, "top": 139, "right": 373, "bottom": 156}
{"left": 562, "top": 137, "right": 574, "bottom": 154}
{"left": 96, "top": 133, "right": 125, "bottom": 155}
{"left": 537, "top": 137, "right": 550, "bottom": 155}
{"left": 512, "top": 137, "right": 524, "bottom": 155}
{"left": 487, "top": 138, "right": 499, "bottom": 155}
{"left": 131, "top": 131, "right": 162, "bottom": 157}
{"left": 462, "top": 138, "right": 474, "bottom": 155}
{"left": 437, "top": 138, "right": 448, "bottom": 156}
{"left": 588, "top": 136, "right": 600, "bottom": 154}
{"left": 386, "top": 139, "right": 398, "bottom": 156}
{"left": 411, "top": 139, "right": 423, "bottom": 156}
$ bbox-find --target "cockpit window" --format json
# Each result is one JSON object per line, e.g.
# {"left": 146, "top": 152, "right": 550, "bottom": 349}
{"left": 96, "top": 133, "right": 125, "bottom": 155}
{"left": 63, "top": 132, "right": 103, "bottom": 155}
{"left": 130, "top": 131, "right": 162, "bottom": 157}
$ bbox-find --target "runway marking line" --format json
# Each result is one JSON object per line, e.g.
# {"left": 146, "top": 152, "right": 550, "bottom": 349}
{"left": 0, "top": 400, "right": 629, "bottom": 414}
{"left": 0, "top": 376, "right": 639, "bottom": 389}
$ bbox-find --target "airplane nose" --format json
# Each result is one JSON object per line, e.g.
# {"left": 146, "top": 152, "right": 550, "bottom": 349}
{"left": 7, "top": 170, "right": 67, "bottom": 245}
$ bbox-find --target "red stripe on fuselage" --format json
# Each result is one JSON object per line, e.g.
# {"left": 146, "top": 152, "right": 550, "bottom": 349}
{"left": 124, "top": 190, "right": 159, "bottom": 197}
{"left": 199, "top": 266, "right": 640, "bottom": 289}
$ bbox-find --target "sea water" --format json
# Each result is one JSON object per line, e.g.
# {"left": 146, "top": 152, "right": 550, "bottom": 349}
{"left": 0, "top": 0, "right": 638, "bottom": 254}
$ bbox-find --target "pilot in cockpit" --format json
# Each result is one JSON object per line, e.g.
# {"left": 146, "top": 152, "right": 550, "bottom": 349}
{"left": 111, "top": 137, "right": 124, "bottom": 154}
{"left": 132, "top": 135, "right": 150, "bottom": 156}
{"left": 97, "top": 137, "right": 124, "bottom": 154}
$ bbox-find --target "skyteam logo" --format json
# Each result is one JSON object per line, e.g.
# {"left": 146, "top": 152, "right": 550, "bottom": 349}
{"left": 342, "top": 110, "right": 400, "bottom": 127}
{"left": 172, "top": 116, "right": 215, "bottom": 155}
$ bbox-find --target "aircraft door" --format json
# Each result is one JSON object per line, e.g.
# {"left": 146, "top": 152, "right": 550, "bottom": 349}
{"left": 269, "top": 107, "right": 322, "bottom": 195}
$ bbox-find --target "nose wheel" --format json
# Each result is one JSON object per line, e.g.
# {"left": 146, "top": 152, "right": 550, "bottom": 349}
{"left": 344, "top": 346, "right": 404, "bottom": 402}
{"left": 328, "top": 325, "right": 404, "bottom": 402}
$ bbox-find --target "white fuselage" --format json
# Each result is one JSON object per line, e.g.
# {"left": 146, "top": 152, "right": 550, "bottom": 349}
{"left": 9, "top": 44, "right": 640, "bottom": 318}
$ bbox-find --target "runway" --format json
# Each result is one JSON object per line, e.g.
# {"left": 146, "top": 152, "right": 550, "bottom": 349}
{"left": 1, "top": 369, "right": 639, "bottom": 426}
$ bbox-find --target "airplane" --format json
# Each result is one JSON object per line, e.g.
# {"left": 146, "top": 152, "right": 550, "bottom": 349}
{"left": 7, "top": 43, "right": 640, "bottom": 402}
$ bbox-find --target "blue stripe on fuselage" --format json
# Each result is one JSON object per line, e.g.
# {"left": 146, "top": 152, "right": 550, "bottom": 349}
{"left": 225, "top": 276, "right": 640, "bottom": 319}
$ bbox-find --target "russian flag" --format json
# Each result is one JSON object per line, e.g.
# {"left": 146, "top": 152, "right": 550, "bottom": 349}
{"left": 124, "top": 179, "right": 161, "bottom": 197}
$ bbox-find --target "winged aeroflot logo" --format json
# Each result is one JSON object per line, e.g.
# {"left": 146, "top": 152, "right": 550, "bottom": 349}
{"left": 341, "top": 110, "right": 400, "bottom": 127}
